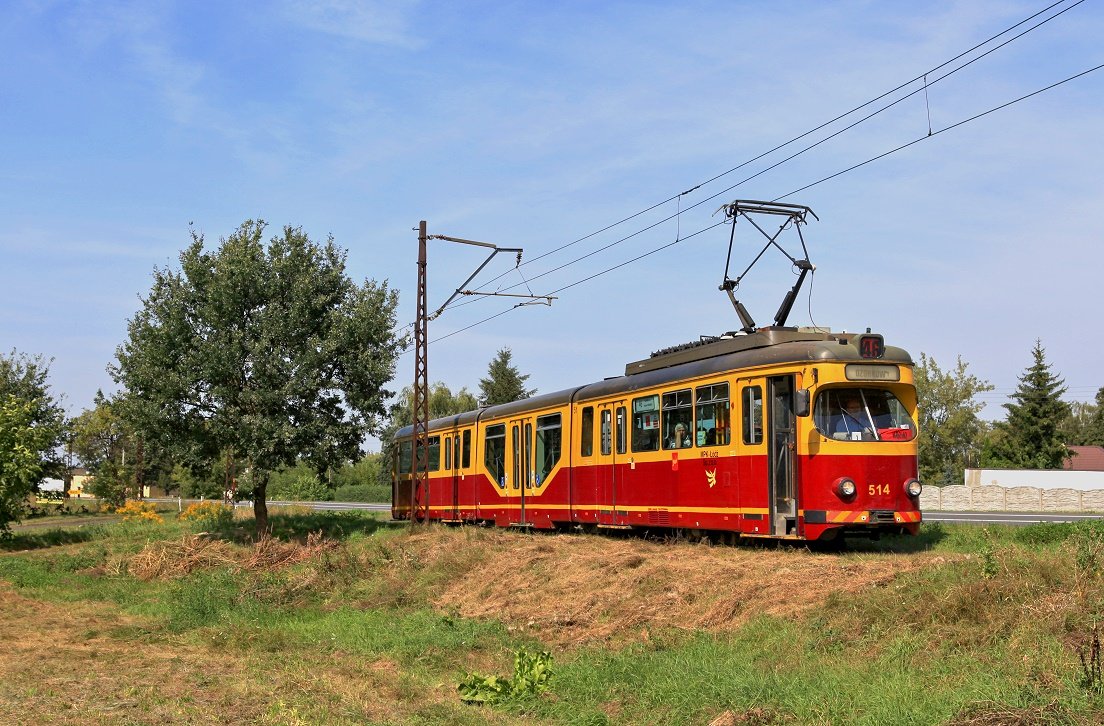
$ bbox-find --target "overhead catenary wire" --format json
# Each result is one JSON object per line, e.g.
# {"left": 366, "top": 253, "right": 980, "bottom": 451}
{"left": 775, "top": 62, "right": 1104, "bottom": 201}
{"left": 434, "top": 0, "right": 1087, "bottom": 318}
{"left": 396, "top": 59, "right": 1104, "bottom": 356}
{"left": 439, "top": 0, "right": 1083, "bottom": 306}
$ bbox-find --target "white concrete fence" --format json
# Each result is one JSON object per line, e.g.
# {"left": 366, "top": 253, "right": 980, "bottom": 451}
{"left": 920, "top": 469, "right": 1104, "bottom": 513}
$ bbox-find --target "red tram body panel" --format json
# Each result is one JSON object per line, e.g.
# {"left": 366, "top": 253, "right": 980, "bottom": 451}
{"left": 393, "top": 328, "right": 922, "bottom": 542}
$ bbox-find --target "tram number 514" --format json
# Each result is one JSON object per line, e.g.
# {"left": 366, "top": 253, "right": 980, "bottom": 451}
{"left": 868, "top": 484, "right": 891, "bottom": 496}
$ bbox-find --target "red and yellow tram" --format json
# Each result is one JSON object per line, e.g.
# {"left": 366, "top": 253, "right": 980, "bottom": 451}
{"left": 393, "top": 327, "right": 921, "bottom": 542}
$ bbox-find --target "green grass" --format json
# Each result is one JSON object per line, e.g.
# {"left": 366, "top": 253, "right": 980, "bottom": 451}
{"left": 2, "top": 514, "right": 1103, "bottom": 724}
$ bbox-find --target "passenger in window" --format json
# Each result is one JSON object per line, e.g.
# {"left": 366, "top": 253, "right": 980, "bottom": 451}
{"left": 705, "top": 428, "right": 717, "bottom": 446}
{"left": 668, "top": 423, "right": 691, "bottom": 448}
{"left": 833, "top": 396, "right": 873, "bottom": 439}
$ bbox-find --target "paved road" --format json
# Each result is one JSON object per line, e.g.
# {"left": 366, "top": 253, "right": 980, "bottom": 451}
{"left": 11, "top": 515, "right": 120, "bottom": 531}
{"left": 923, "top": 511, "right": 1103, "bottom": 526}
{"left": 137, "top": 498, "right": 1104, "bottom": 527}
{"left": 146, "top": 497, "right": 391, "bottom": 513}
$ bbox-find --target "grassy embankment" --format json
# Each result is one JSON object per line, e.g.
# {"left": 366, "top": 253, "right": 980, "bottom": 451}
{"left": 1, "top": 508, "right": 1103, "bottom": 725}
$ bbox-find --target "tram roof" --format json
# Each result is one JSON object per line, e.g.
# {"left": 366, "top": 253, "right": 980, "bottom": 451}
{"left": 395, "top": 328, "right": 912, "bottom": 438}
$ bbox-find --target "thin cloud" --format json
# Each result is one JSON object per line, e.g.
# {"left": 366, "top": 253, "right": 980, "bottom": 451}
{"left": 280, "top": 0, "right": 423, "bottom": 48}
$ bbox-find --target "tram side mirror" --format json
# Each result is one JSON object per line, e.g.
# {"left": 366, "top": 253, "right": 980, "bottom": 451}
{"left": 793, "top": 389, "right": 811, "bottom": 417}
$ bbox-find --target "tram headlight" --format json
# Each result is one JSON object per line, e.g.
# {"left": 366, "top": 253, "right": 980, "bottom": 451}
{"left": 835, "top": 477, "right": 857, "bottom": 499}
{"left": 905, "top": 478, "right": 923, "bottom": 498}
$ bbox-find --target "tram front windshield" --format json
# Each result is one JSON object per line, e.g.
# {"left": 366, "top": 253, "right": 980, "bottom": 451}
{"left": 813, "top": 388, "right": 915, "bottom": 442}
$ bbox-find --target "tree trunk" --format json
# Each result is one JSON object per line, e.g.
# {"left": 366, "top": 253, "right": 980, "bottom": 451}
{"left": 253, "top": 472, "right": 269, "bottom": 537}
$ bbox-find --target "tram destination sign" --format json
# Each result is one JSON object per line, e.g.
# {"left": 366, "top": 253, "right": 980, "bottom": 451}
{"left": 859, "top": 334, "right": 885, "bottom": 359}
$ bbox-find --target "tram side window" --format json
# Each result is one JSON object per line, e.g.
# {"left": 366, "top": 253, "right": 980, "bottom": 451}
{"left": 601, "top": 409, "right": 612, "bottom": 456}
{"left": 426, "top": 436, "right": 441, "bottom": 472}
{"left": 536, "top": 414, "right": 562, "bottom": 484}
{"left": 695, "top": 383, "right": 730, "bottom": 447}
{"left": 616, "top": 406, "right": 627, "bottom": 455}
{"left": 662, "top": 389, "right": 693, "bottom": 449}
{"left": 742, "top": 386, "right": 764, "bottom": 445}
{"left": 580, "top": 406, "right": 594, "bottom": 457}
{"left": 444, "top": 436, "right": 452, "bottom": 470}
{"left": 461, "top": 430, "right": 471, "bottom": 469}
{"left": 398, "top": 440, "right": 412, "bottom": 474}
{"left": 484, "top": 424, "right": 507, "bottom": 488}
{"left": 632, "top": 395, "right": 660, "bottom": 452}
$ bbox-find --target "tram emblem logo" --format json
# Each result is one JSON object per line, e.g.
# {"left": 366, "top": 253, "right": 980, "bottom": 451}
{"left": 705, "top": 469, "right": 717, "bottom": 488}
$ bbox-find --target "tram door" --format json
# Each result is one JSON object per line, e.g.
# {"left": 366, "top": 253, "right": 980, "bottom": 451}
{"left": 509, "top": 417, "right": 534, "bottom": 525}
{"left": 767, "top": 375, "right": 798, "bottom": 536}
{"left": 596, "top": 402, "right": 627, "bottom": 526}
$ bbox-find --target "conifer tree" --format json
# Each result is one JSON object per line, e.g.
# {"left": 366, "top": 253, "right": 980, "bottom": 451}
{"left": 478, "top": 347, "right": 535, "bottom": 407}
{"left": 982, "top": 339, "right": 1070, "bottom": 469}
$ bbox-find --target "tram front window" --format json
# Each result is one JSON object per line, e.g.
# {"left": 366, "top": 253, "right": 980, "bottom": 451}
{"left": 814, "top": 388, "right": 915, "bottom": 442}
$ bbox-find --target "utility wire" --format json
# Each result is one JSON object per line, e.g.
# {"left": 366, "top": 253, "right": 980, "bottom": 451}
{"left": 451, "top": 0, "right": 1081, "bottom": 299}
{"left": 776, "top": 62, "right": 1104, "bottom": 200}
{"left": 437, "top": 0, "right": 1085, "bottom": 316}
{"left": 398, "top": 59, "right": 1104, "bottom": 355}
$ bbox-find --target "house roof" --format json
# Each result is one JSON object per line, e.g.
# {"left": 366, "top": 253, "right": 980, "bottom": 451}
{"left": 1066, "top": 446, "right": 1104, "bottom": 471}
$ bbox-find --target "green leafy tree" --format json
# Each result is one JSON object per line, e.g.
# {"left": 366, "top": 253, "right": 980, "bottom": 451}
{"left": 1060, "top": 397, "right": 1100, "bottom": 446}
{"left": 478, "top": 347, "right": 535, "bottom": 407}
{"left": 1060, "top": 386, "right": 1104, "bottom": 448}
{"left": 914, "top": 353, "right": 994, "bottom": 486}
{"left": 982, "top": 339, "right": 1070, "bottom": 469}
{"left": 111, "top": 220, "right": 402, "bottom": 533}
{"left": 170, "top": 462, "right": 225, "bottom": 500}
{"left": 1087, "top": 387, "right": 1104, "bottom": 446}
{"left": 71, "top": 390, "right": 144, "bottom": 507}
{"left": 1, "top": 398, "right": 57, "bottom": 534}
{"left": 0, "top": 351, "right": 68, "bottom": 533}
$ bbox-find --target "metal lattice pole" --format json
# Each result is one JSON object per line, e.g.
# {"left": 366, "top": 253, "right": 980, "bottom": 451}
{"left": 412, "top": 221, "right": 430, "bottom": 524}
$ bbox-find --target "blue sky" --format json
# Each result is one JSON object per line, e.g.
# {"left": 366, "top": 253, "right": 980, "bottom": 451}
{"left": 2, "top": 0, "right": 1102, "bottom": 446}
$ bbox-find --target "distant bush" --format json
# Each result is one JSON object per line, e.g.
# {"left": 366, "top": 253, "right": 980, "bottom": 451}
{"left": 268, "top": 472, "right": 332, "bottom": 502}
{"left": 1015, "top": 522, "right": 1072, "bottom": 546}
{"left": 1015, "top": 519, "right": 1104, "bottom": 547}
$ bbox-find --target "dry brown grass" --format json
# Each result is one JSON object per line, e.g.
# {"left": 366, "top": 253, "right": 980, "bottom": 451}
{"left": 0, "top": 585, "right": 273, "bottom": 725}
{"left": 387, "top": 527, "right": 958, "bottom": 648}
{"left": 0, "top": 581, "right": 526, "bottom": 726}
{"left": 127, "top": 532, "right": 340, "bottom": 581}
{"left": 946, "top": 701, "right": 1086, "bottom": 725}
{"left": 707, "top": 707, "right": 796, "bottom": 725}
{"left": 117, "top": 524, "right": 961, "bottom": 651}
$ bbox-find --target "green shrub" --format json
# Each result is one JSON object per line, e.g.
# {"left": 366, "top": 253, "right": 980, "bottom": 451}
{"left": 1014, "top": 522, "right": 1072, "bottom": 546}
{"left": 179, "top": 501, "right": 234, "bottom": 528}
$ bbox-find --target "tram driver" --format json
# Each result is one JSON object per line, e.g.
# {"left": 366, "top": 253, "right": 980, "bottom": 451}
{"left": 832, "top": 394, "right": 874, "bottom": 440}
